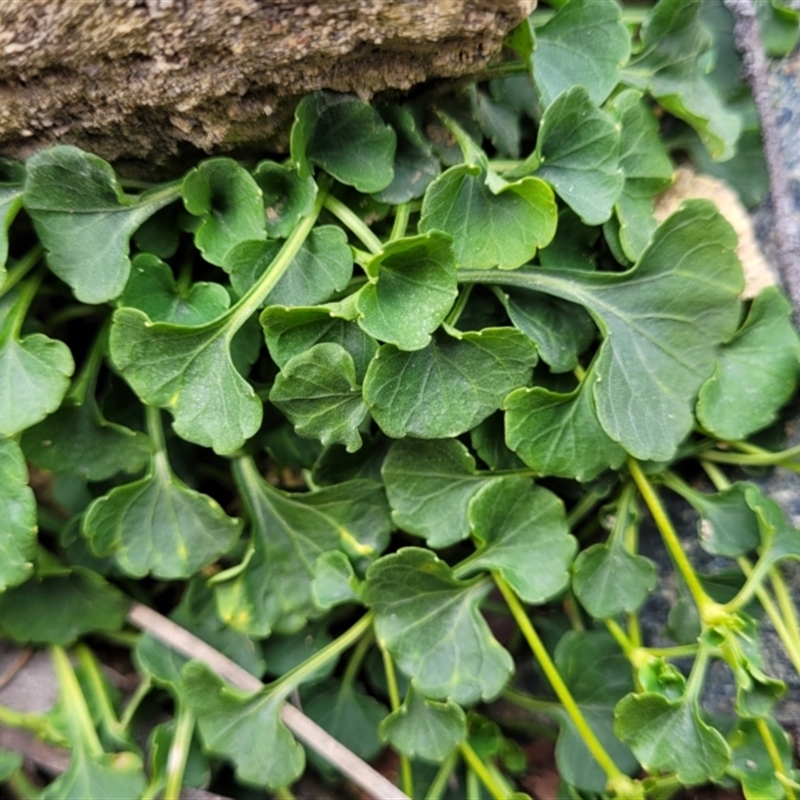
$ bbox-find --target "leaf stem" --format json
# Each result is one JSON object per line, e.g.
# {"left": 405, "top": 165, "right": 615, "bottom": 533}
{"left": 145, "top": 405, "right": 171, "bottom": 483}
{"left": 1, "top": 271, "right": 44, "bottom": 341}
{"left": 50, "top": 645, "right": 104, "bottom": 758}
{"left": 342, "top": 628, "right": 374, "bottom": 689}
{"left": 323, "top": 195, "right": 383, "bottom": 254}
{"left": 228, "top": 176, "right": 330, "bottom": 329}
{"left": 755, "top": 717, "right": 797, "bottom": 800}
{"left": 390, "top": 203, "right": 411, "bottom": 241}
{"left": 769, "top": 567, "right": 800, "bottom": 654}
{"left": 270, "top": 613, "right": 374, "bottom": 696}
{"left": 163, "top": 705, "right": 195, "bottom": 800}
{"left": 628, "top": 459, "right": 716, "bottom": 620}
{"left": 66, "top": 321, "right": 109, "bottom": 405}
{"left": 118, "top": 674, "right": 152, "bottom": 732}
{"left": 684, "top": 645, "right": 711, "bottom": 703}
{"left": 736, "top": 557, "right": 800, "bottom": 678}
{"left": 424, "top": 750, "right": 459, "bottom": 800}
{"left": 502, "top": 688, "right": 562, "bottom": 716}
{"left": 459, "top": 740, "right": 509, "bottom": 800}
{"left": 0, "top": 245, "right": 43, "bottom": 300}
{"left": 444, "top": 285, "right": 473, "bottom": 328}
{"left": 494, "top": 574, "right": 627, "bottom": 784}
{"left": 74, "top": 644, "right": 130, "bottom": 748}
{"left": 700, "top": 442, "right": 800, "bottom": 466}
{"left": 380, "top": 643, "right": 414, "bottom": 798}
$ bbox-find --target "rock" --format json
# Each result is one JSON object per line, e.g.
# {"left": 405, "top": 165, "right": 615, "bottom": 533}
{"left": 0, "top": 0, "right": 533, "bottom": 174}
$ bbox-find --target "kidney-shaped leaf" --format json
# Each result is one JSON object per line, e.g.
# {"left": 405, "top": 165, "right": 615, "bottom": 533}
{"left": 419, "top": 166, "right": 556, "bottom": 270}
{"left": 291, "top": 92, "right": 396, "bottom": 193}
{"left": 356, "top": 231, "right": 457, "bottom": 350}
{"left": 381, "top": 439, "right": 500, "bottom": 548}
{"left": 464, "top": 476, "right": 577, "bottom": 604}
{"left": 24, "top": 146, "right": 179, "bottom": 303}
{"left": 363, "top": 327, "right": 537, "bottom": 439}
{"left": 252, "top": 160, "right": 317, "bottom": 239}
{"left": 364, "top": 547, "right": 513, "bottom": 704}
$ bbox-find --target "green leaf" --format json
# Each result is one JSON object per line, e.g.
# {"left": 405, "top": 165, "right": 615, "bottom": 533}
{"left": 82, "top": 447, "right": 242, "bottom": 580}
{"left": 356, "top": 231, "right": 457, "bottom": 350}
{"left": 614, "top": 692, "right": 730, "bottom": 785}
{"left": 269, "top": 342, "right": 369, "bottom": 453}
{"left": 109, "top": 308, "right": 262, "bottom": 455}
{"left": 261, "top": 305, "right": 378, "bottom": 381}
{"left": 572, "top": 540, "right": 657, "bottom": 618}
{"left": 614, "top": 193, "right": 658, "bottom": 263}
{"left": 537, "top": 208, "right": 599, "bottom": 272}
{"left": 182, "top": 158, "right": 266, "bottom": 266}
{"left": 758, "top": 0, "right": 800, "bottom": 57}
{"left": 379, "top": 681, "right": 467, "bottom": 762}
{"left": 381, "top": 438, "right": 500, "bottom": 548}
{"left": 303, "top": 680, "right": 387, "bottom": 772}
{"left": 623, "top": 0, "right": 741, "bottom": 160}
{"left": 252, "top": 160, "right": 317, "bottom": 238}
{"left": 697, "top": 288, "right": 800, "bottom": 440}
{"left": 419, "top": 165, "right": 556, "bottom": 269}
{"left": 0, "top": 285, "right": 74, "bottom": 437}
{"left": 24, "top": 146, "right": 179, "bottom": 303}
{"left": 497, "top": 284, "right": 596, "bottom": 373}
{"left": 464, "top": 476, "right": 576, "bottom": 603}
{"left": 0, "top": 748, "right": 21, "bottom": 783}
{"left": 0, "top": 566, "right": 128, "bottom": 645}
{"left": 504, "top": 366, "right": 626, "bottom": 481}
{"left": 291, "top": 91, "right": 396, "bottom": 193}
{"left": 311, "top": 551, "right": 362, "bottom": 609}
{"left": 744, "top": 484, "right": 800, "bottom": 572}
{"left": 553, "top": 631, "right": 639, "bottom": 792}
{"left": 41, "top": 751, "right": 146, "bottom": 800}
{"left": 227, "top": 226, "right": 352, "bottom": 307}
{"left": 499, "top": 200, "right": 743, "bottom": 460}
{"left": 373, "top": 105, "right": 441, "bottom": 203}
{"left": 531, "top": 0, "right": 630, "bottom": 108}
{"left": 119, "top": 254, "right": 231, "bottom": 325}
{"left": 668, "top": 480, "right": 761, "bottom": 558}
{"left": 0, "top": 437, "right": 37, "bottom": 591}
{"left": 213, "top": 457, "right": 389, "bottom": 636}
{"left": 0, "top": 159, "right": 25, "bottom": 280}
{"left": 469, "top": 412, "right": 524, "bottom": 471}
{"left": 182, "top": 660, "right": 305, "bottom": 789}
{"left": 729, "top": 718, "right": 797, "bottom": 799}
{"left": 363, "top": 327, "right": 538, "bottom": 439}
{"left": 531, "top": 86, "right": 623, "bottom": 225}
{"left": 364, "top": 547, "right": 513, "bottom": 704}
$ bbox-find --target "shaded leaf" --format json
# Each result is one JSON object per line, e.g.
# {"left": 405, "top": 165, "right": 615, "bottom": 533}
{"left": 291, "top": 91, "right": 396, "bottom": 193}
{"left": 379, "top": 681, "right": 467, "bottom": 762}
{"left": 363, "top": 327, "right": 537, "bottom": 439}
{"left": 252, "top": 160, "right": 316, "bottom": 238}
{"left": 269, "top": 342, "right": 369, "bottom": 453}
{"left": 0, "top": 566, "right": 128, "bottom": 645}
{"left": 697, "top": 287, "right": 800, "bottom": 440}
{"left": 464, "top": 476, "right": 576, "bottom": 604}
{"left": 381, "top": 438, "right": 499, "bottom": 548}
{"left": 24, "top": 146, "right": 179, "bottom": 303}
{"left": 119, "top": 254, "right": 230, "bottom": 325}
{"left": 504, "top": 365, "right": 626, "bottom": 481}
{"left": 213, "top": 457, "right": 389, "bottom": 636}
{"left": 182, "top": 158, "right": 266, "bottom": 266}
{"left": 373, "top": 105, "right": 441, "bottom": 203}
{"left": 0, "top": 437, "right": 37, "bottom": 591}
{"left": 0, "top": 159, "right": 25, "bottom": 280}
{"left": 227, "top": 226, "right": 352, "bottom": 306}
{"left": 364, "top": 547, "right": 513, "bottom": 704}
{"left": 182, "top": 660, "right": 304, "bottom": 789}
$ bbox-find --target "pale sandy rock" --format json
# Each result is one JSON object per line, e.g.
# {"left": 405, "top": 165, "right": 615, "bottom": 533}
{"left": 654, "top": 165, "right": 777, "bottom": 299}
{"left": 0, "top": 0, "right": 534, "bottom": 174}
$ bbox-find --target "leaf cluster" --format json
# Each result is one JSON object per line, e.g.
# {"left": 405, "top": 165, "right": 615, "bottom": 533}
{"left": 0, "top": 1, "right": 799, "bottom": 798}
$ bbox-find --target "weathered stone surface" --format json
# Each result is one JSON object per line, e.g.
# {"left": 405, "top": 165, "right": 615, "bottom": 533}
{"left": 0, "top": 0, "right": 534, "bottom": 174}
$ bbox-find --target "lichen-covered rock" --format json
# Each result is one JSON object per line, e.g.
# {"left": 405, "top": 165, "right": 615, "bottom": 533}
{"left": 0, "top": 0, "right": 534, "bottom": 173}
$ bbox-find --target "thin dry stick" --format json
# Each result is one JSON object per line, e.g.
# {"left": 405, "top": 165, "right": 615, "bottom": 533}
{"left": 724, "top": 0, "right": 800, "bottom": 325}
{"left": 0, "top": 648, "right": 33, "bottom": 690}
{"left": 127, "top": 603, "right": 410, "bottom": 800}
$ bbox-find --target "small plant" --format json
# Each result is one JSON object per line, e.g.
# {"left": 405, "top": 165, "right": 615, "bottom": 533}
{"left": 1, "top": 0, "right": 799, "bottom": 797}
